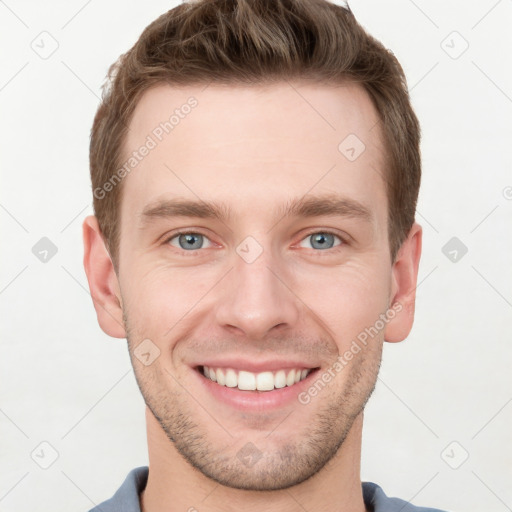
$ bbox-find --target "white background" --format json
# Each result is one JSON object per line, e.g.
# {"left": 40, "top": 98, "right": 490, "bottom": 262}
{"left": 1, "top": 1, "right": 511, "bottom": 511}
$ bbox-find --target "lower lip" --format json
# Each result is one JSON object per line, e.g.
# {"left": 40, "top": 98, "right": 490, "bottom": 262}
{"left": 193, "top": 366, "right": 320, "bottom": 412}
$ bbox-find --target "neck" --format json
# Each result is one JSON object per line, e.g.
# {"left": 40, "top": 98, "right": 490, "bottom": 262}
{"left": 140, "top": 408, "right": 367, "bottom": 512}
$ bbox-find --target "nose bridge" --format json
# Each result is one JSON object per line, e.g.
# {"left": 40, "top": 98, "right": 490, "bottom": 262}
{"left": 215, "top": 238, "right": 300, "bottom": 339}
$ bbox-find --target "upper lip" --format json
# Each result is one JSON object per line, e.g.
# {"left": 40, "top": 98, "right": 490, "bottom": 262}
{"left": 192, "top": 358, "right": 320, "bottom": 374}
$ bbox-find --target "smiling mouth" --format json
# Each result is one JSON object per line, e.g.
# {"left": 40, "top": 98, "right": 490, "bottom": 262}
{"left": 196, "top": 365, "right": 320, "bottom": 392}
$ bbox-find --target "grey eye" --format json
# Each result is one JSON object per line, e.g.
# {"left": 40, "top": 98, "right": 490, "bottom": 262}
{"left": 169, "top": 233, "right": 212, "bottom": 251}
{"left": 299, "top": 232, "right": 341, "bottom": 250}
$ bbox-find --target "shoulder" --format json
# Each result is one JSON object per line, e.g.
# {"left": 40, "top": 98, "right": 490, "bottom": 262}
{"left": 362, "top": 481, "right": 451, "bottom": 512}
{"left": 87, "top": 466, "right": 149, "bottom": 512}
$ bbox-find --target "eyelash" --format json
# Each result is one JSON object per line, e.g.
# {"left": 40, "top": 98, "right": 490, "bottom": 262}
{"left": 163, "top": 229, "right": 347, "bottom": 256}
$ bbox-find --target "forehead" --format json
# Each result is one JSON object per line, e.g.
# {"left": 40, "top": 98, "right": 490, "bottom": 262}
{"left": 120, "top": 81, "right": 387, "bottom": 230}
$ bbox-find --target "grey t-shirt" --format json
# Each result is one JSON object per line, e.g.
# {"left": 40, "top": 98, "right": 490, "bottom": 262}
{"left": 88, "top": 466, "right": 449, "bottom": 512}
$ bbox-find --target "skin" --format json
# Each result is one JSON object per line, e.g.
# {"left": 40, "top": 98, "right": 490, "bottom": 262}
{"left": 83, "top": 81, "right": 422, "bottom": 512}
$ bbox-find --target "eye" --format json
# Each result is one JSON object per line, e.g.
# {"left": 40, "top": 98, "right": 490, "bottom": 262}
{"left": 164, "top": 230, "right": 345, "bottom": 255}
{"left": 166, "top": 232, "right": 213, "bottom": 251}
{"left": 298, "top": 231, "right": 343, "bottom": 251}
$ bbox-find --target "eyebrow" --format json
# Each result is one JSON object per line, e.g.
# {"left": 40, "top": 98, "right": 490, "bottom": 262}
{"left": 139, "top": 194, "right": 373, "bottom": 227}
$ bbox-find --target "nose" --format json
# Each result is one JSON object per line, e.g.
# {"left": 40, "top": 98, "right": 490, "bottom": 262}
{"left": 214, "top": 244, "right": 301, "bottom": 340}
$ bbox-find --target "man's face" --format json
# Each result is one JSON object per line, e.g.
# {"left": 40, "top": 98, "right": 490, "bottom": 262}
{"left": 113, "top": 81, "right": 398, "bottom": 490}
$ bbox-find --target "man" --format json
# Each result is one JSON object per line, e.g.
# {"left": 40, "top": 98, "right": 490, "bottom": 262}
{"left": 83, "top": 0, "right": 448, "bottom": 510}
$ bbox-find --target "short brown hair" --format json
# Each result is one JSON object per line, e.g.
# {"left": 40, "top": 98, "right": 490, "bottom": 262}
{"left": 89, "top": 0, "right": 421, "bottom": 270}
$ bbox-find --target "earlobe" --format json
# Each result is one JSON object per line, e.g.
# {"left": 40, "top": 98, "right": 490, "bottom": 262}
{"left": 82, "top": 215, "right": 126, "bottom": 339}
{"left": 383, "top": 222, "right": 422, "bottom": 343}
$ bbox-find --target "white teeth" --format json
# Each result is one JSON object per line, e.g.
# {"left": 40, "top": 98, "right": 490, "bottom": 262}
{"left": 238, "top": 370, "right": 256, "bottom": 390}
{"left": 201, "top": 366, "right": 312, "bottom": 391}
{"left": 274, "top": 370, "right": 286, "bottom": 389}
{"left": 225, "top": 368, "right": 237, "bottom": 388}
{"left": 216, "top": 368, "right": 226, "bottom": 386}
{"left": 256, "top": 371, "right": 275, "bottom": 391}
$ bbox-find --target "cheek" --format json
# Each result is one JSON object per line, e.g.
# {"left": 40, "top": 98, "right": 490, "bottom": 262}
{"left": 122, "top": 263, "right": 216, "bottom": 335}
{"left": 122, "top": 249, "right": 391, "bottom": 346}
{"left": 297, "top": 259, "right": 390, "bottom": 343}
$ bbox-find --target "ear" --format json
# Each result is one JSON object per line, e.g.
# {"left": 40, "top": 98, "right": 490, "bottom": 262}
{"left": 383, "top": 222, "right": 422, "bottom": 343}
{"left": 82, "top": 215, "right": 126, "bottom": 338}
